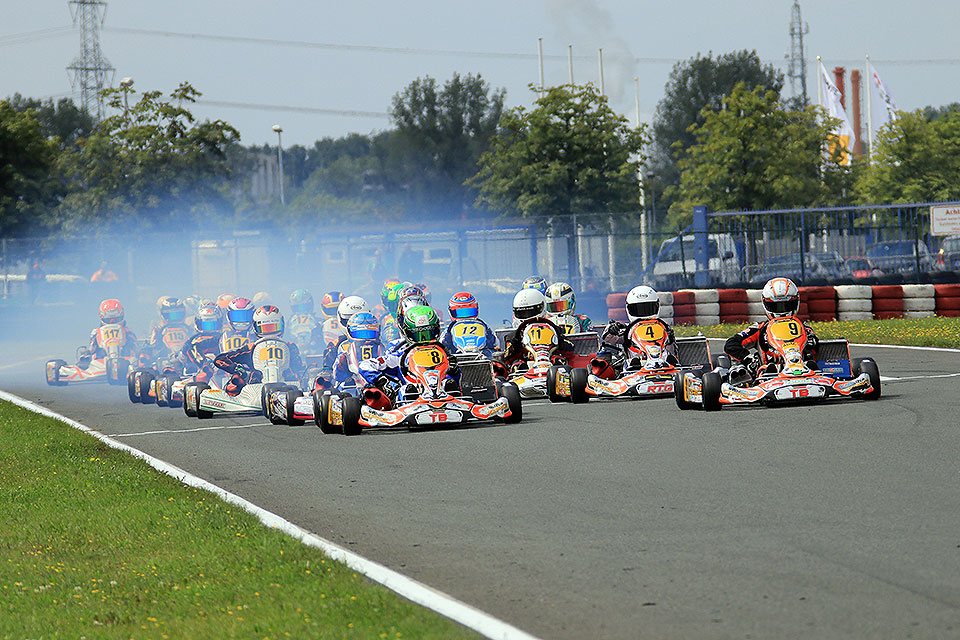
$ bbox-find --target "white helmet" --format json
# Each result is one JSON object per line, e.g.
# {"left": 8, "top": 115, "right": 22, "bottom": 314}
{"left": 626, "top": 285, "right": 660, "bottom": 321}
{"left": 545, "top": 282, "right": 576, "bottom": 317}
{"left": 513, "top": 288, "right": 546, "bottom": 321}
{"left": 337, "top": 295, "right": 369, "bottom": 328}
{"left": 761, "top": 277, "right": 800, "bottom": 318}
{"left": 253, "top": 305, "right": 284, "bottom": 337}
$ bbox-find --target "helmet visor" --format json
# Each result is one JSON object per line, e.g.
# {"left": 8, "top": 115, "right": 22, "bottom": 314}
{"left": 408, "top": 325, "right": 440, "bottom": 343}
{"left": 546, "top": 299, "right": 573, "bottom": 314}
{"left": 350, "top": 327, "right": 379, "bottom": 341}
{"left": 763, "top": 299, "right": 799, "bottom": 316}
{"left": 514, "top": 303, "right": 542, "bottom": 320}
{"left": 450, "top": 305, "right": 478, "bottom": 319}
{"left": 626, "top": 301, "right": 659, "bottom": 318}
{"left": 196, "top": 318, "right": 220, "bottom": 332}
{"left": 163, "top": 309, "right": 185, "bottom": 322}
{"left": 258, "top": 321, "right": 282, "bottom": 335}
{"left": 228, "top": 307, "right": 255, "bottom": 324}
{"left": 291, "top": 302, "right": 312, "bottom": 314}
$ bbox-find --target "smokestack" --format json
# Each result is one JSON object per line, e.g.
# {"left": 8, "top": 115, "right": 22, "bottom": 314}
{"left": 850, "top": 69, "right": 864, "bottom": 159}
{"left": 833, "top": 66, "right": 846, "bottom": 110}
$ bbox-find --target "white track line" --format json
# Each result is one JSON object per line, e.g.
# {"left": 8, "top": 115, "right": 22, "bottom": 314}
{"left": 111, "top": 422, "right": 274, "bottom": 437}
{"left": 0, "top": 389, "right": 542, "bottom": 640}
{"left": 880, "top": 372, "right": 960, "bottom": 382}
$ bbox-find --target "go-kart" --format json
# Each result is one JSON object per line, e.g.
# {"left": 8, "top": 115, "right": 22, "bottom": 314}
{"left": 183, "top": 338, "right": 300, "bottom": 419}
{"left": 158, "top": 332, "right": 252, "bottom": 409}
{"left": 126, "top": 325, "right": 190, "bottom": 404}
{"left": 675, "top": 316, "right": 881, "bottom": 411}
{"left": 266, "top": 339, "right": 382, "bottom": 426}
{"left": 548, "top": 321, "right": 712, "bottom": 403}
{"left": 311, "top": 342, "right": 521, "bottom": 436}
{"left": 45, "top": 324, "right": 133, "bottom": 386}
{"left": 497, "top": 322, "right": 598, "bottom": 399}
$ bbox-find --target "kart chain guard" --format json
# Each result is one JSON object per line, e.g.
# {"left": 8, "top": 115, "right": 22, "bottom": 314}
{"left": 675, "top": 336, "right": 711, "bottom": 368}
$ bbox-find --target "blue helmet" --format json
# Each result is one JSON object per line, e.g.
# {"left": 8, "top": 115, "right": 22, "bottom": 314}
{"left": 347, "top": 312, "right": 380, "bottom": 342}
{"left": 521, "top": 275, "right": 547, "bottom": 295}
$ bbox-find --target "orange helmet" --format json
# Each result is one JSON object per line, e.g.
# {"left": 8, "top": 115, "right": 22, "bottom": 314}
{"left": 99, "top": 299, "right": 124, "bottom": 325}
{"left": 217, "top": 293, "right": 236, "bottom": 310}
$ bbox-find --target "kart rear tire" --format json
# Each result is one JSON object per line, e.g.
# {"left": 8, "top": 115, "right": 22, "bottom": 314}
{"left": 46, "top": 359, "right": 68, "bottom": 386}
{"left": 853, "top": 357, "right": 882, "bottom": 400}
{"left": 139, "top": 371, "right": 156, "bottom": 404}
{"left": 106, "top": 358, "right": 128, "bottom": 386}
{"left": 546, "top": 365, "right": 567, "bottom": 403}
{"left": 127, "top": 369, "right": 141, "bottom": 403}
{"left": 315, "top": 391, "right": 343, "bottom": 434}
{"left": 501, "top": 382, "right": 522, "bottom": 424}
{"left": 341, "top": 396, "right": 363, "bottom": 436}
{"left": 163, "top": 373, "right": 179, "bottom": 408}
{"left": 701, "top": 372, "right": 722, "bottom": 411}
{"left": 285, "top": 388, "right": 305, "bottom": 426}
{"left": 261, "top": 383, "right": 286, "bottom": 418}
{"left": 674, "top": 372, "right": 694, "bottom": 410}
{"left": 569, "top": 367, "right": 589, "bottom": 404}
{"left": 195, "top": 382, "right": 213, "bottom": 419}
{"left": 183, "top": 382, "right": 198, "bottom": 417}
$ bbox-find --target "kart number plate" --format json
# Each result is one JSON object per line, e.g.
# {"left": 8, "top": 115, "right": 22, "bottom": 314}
{"left": 773, "top": 384, "right": 825, "bottom": 400}
{"left": 523, "top": 324, "right": 557, "bottom": 346}
{"left": 410, "top": 346, "right": 445, "bottom": 368}
{"left": 452, "top": 322, "right": 485, "bottom": 338}
{"left": 221, "top": 335, "right": 250, "bottom": 351}
{"left": 769, "top": 319, "right": 804, "bottom": 342}
{"left": 415, "top": 410, "right": 462, "bottom": 425}
{"left": 630, "top": 322, "right": 665, "bottom": 343}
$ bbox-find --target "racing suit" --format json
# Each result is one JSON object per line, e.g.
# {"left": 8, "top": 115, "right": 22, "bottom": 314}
{"left": 440, "top": 317, "right": 497, "bottom": 359}
{"left": 332, "top": 339, "right": 382, "bottom": 391}
{"left": 179, "top": 331, "right": 223, "bottom": 380}
{"left": 143, "top": 321, "right": 191, "bottom": 364}
{"left": 724, "top": 319, "right": 819, "bottom": 375}
{"left": 551, "top": 313, "right": 594, "bottom": 335}
{"left": 357, "top": 341, "right": 459, "bottom": 409}
{"left": 82, "top": 324, "right": 139, "bottom": 366}
{"left": 214, "top": 336, "right": 304, "bottom": 394}
{"left": 594, "top": 318, "right": 677, "bottom": 378}
{"left": 500, "top": 317, "right": 576, "bottom": 372}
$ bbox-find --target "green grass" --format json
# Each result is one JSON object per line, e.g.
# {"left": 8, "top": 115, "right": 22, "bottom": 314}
{"left": 0, "top": 401, "right": 479, "bottom": 640}
{"left": 673, "top": 316, "right": 960, "bottom": 348}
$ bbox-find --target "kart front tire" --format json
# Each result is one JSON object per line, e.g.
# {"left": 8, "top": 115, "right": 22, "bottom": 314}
{"left": 501, "top": 382, "right": 522, "bottom": 424}
{"left": 853, "top": 358, "right": 882, "bottom": 400}
{"left": 163, "top": 373, "right": 179, "bottom": 408}
{"left": 546, "top": 365, "right": 566, "bottom": 403}
{"left": 261, "top": 383, "right": 286, "bottom": 418}
{"left": 183, "top": 382, "right": 198, "bottom": 417}
{"left": 569, "top": 367, "right": 589, "bottom": 404}
{"left": 701, "top": 372, "right": 722, "bottom": 411}
{"left": 195, "top": 383, "right": 213, "bottom": 419}
{"left": 106, "top": 358, "right": 128, "bottom": 386}
{"left": 127, "top": 369, "right": 141, "bottom": 403}
{"left": 314, "top": 391, "right": 342, "bottom": 435}
{"left": 674, "top": 372, "right": 694, "bottom": 410}
{"left": 285, "top": 389, "right": 305, "bottom": 426}
{"left": 46, "top": 359, "right": 67, "bottom": 386}
{"left": 341, "top": 396, "right": 363, "bottom": 436}
{"left": 139, "top": 371, "right": 156, "bottom": 404}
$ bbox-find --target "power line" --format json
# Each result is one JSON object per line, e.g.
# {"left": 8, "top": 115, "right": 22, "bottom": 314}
{"left": 0, "top": 26, "right": 73, "bottom": 47}
{"left": 196, "top": 99, "right": 390, "bottom": 119}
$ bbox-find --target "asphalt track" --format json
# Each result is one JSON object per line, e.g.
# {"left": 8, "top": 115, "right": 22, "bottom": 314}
{"left": 4, "top": 338, "right": 960, "bottom": 639}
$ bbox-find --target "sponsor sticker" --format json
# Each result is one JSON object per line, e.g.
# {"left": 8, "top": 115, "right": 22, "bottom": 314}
{"left": 772, "top": 385, "right": 825, "bottom": 400}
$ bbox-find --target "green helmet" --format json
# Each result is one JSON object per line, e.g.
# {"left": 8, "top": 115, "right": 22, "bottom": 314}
{"left": 401, "top": 305, "right": 440, "bottom": 344}
{"left": 381, "top": 282, "right": 404, "bottom": 316}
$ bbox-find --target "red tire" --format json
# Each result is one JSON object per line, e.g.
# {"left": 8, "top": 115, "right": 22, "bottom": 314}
{"left": 807, "top": 298, "right": 838, "bottom": 314}
{"left": 934, "top": 296, "right": 960, "bottom": 311}
{"left": 872, "top": 297, "right": 904, "bottom": 312}
{"left": 717, "top": 288, "right": 747, "bottom": 303}
{"left": 934, "top": 284, "right": 960, "bottom": 298}
{"left": 936, "top": 308, "right": 960, "bottom": 317}
{"left": 799, "top": 286, "right": 836, "bottom": 300}
{"left": 719, "top": 302, "right": 748, "bottom": 315}
{"left": 872, "top": 285, "right": 903, "bottom": 299}
{"left": 873, "top": 310, "right": 904, "bottom": 319}
{"left": 606, "top": 293, "right": 628, "bottom": 309}
{"left": 608, "top": 307, "right": 628, "bottom": 323}
{"left": 673, "top": 303, "right": 697, "bottom": 317}
{"left": 672, "top": 291, "right": 695, "bottom": 305}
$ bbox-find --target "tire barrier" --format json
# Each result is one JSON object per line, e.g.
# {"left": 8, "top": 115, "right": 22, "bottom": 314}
{"left": 718, "top": 289, "right": 748, "bottom": 324}
{"left": 799, "top": 286, "right": 837, "bottom": 322}
{"left": 934, "top": 284, "right": 960, "bottom": 317}
{"left": 871, "top": 285, "right": 903, "bottom": 319}
{"left": 836, "top": 284, "right": 873, "bottom": 322}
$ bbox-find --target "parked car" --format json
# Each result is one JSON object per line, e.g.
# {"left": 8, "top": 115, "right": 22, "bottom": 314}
{"left": 651, "top": 233, "right": 741, "bottom": 289}
{"left": 845, "top": 256, "right": 883, "bottom": 279}
{"left": 865, "top": 240, "right": 938, "bottom": 275}
{"left": 936, "top": 235, "right": 960, "bottom": 270}
{"left": 749, "top": 251, "right": 852, "bottom": 283}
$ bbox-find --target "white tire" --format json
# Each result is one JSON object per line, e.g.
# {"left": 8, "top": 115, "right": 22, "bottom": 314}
{"left": 662, "top": 315, "right": 675, "bottom": 325}
{"left": 679, "top": 289, "right": 719, "bottom": 304}
{"left": 659, "top": 304, "right": 674, "bottom": 319}
{"left": 838, "top": 311, "right": 873, "bottom": 321}
{"left": 748, "top": 314, "right": 767, "bottom": 323}
{"left": 904, "top": 310, "right": 935, "bottom": 318}
{"left": 902, "top": 297, "right": 935, "bottom": 311}
{"left": 747, "top": 301, "right": 766, "bottom": 315}
{"left": 695, "top": 315, "right": 721, "bottom": 326}
{"left": 835, "top": 284, "right": 872, "bottom": 299}
{"left": 657, "top": 292, "right": 674, "bottom": 305}
{"left": 694, "top": 302, "right": 720, "bottom": 316}
{"left": 901, "top": 284, "right": 935, "bottom": 298}
{"left": 746, "top": 289, "right": 764, "bottom": 302}
{"left": 837, "top": 298, "right": 872, "bottom": 312}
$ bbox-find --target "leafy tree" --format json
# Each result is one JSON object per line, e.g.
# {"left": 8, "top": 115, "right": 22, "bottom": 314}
{"left": 0, "top": 100, "right": 61, "bottom": 234}
{"left": 6, "top": 94, "right": 94, "bottom": 149}
{"left": 856, "top": 109, "right": 960, "bottom": 203}
{"left": 386, "top": 73, "right": 505, "bottom": 217}
{"left": 668, "top": 84, "right": 846, "bottom": 226}
{"left": 56, "top": 82, "right": 240, "bottom": 232}
{"left": 920, "top": 102, "right": 960, "bottom": 122}
{"left": 470, "top": 84, "right": 646, "bottom": 219}
{"left": 650, "top": 50, "right": 784, "bottom": 217}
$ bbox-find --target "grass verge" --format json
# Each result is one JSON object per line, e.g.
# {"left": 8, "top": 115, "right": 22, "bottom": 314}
{"left": 673, "top": 316, "right": 960, "bottom": 348}
{"left": 0, "top": 400, "right": 479, "bottom": 640}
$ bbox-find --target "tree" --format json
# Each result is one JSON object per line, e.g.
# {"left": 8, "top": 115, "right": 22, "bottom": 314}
{"left": 0, "top": 100, "right": 61, "bottom": 234}
{"left": 650, "top": 50, "right": 784, "bottom": 216}
{"left": 856, "top": 109, "right": 960, "bottom": 203}
{"left": 386, "top": 73, "right": 505, "bottom": 217}
{"left": 6, "top": 94, "right": 94, "bottom": 149}
{"left": 470, "top": 84, "right": 646, "bottom": 219}
{"left": 56, "top": 82, "right": 240, "bottom": 232}
{"left": 667, "top": 84, "right": 846, "bottom": 226}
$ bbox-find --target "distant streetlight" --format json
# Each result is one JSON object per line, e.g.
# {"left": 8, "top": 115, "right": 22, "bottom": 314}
{"left": 272, "top": 124, "right": 285, "bottom": 205}
{"left": 119, "top": 77, "right": 134, "bottom": 117}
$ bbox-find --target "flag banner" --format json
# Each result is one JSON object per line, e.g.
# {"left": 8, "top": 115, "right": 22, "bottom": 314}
{"left": 818, "top": 61, "right": 855, "bottom": 165}
{"left": 868, "top": 61, "right": 898, "bottom": 123}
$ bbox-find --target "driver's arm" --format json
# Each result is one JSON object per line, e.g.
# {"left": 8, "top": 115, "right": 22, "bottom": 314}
{"left": 724, "top": 323, "right": 761, "bottom": 362}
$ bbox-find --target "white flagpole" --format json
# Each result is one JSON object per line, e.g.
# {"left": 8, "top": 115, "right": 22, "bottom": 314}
{"left": 598, "top": 48, "right": 605, "bottom": 96}
{"left": 538, "top": 37, "right": 544, "bottom": 96}
{"left": 568, "top": 44, "right": 574, "bottom": 84}
{"left": 817, "top": 55, "right": 823, "bottom": 108}
{"left": 866, "top": 55, "right": 874, "bottom": 160}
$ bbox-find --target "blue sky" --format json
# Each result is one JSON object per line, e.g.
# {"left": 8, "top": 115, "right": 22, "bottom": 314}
{"left": 2, "top": 0, "right": 957, "bottom": 145}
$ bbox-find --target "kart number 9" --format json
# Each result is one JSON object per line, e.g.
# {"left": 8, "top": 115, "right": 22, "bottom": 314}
{"left": 770, "top": 319, "right": 803, "bottom": 342}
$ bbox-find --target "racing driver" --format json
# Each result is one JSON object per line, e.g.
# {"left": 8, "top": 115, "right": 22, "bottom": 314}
{"left": 213, "top": 305, "right": 304, "bottom": 395}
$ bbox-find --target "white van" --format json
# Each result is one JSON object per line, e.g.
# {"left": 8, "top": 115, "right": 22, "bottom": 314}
{"left": 651, "top": 233, "right": 741, "bottom": 289}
